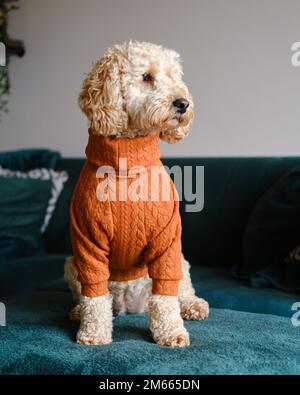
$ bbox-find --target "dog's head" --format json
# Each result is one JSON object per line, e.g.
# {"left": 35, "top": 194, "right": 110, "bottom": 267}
{"left": 79, "top": 41, "right": 194, "bottom": 143}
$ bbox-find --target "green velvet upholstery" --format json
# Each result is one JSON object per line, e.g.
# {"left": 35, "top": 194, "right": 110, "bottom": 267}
{"left": 0, "top": 149, "right": 61, "bottom": 259}
{"left": 1, "top": 290, "right": 299, "bottom": 375}
{"left": 0, "top": 176, "right": 52, "bottom": 259}
{"left": 0, "top": 149, "right": 60, "bottom": 172}
{"left": 1, "top": 156, "right": 300, "bottom": 375}
{"left": 241, "top": 163, "right": 300, "bottom": 293}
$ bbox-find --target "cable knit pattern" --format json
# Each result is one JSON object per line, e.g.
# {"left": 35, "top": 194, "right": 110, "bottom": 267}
{"left": 71, "top": 130, "right": 183, "bottom": 297}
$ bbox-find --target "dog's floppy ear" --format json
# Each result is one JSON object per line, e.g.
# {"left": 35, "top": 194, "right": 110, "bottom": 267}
{"left": 79, "top": 50, "right": 128, "bottom": 136}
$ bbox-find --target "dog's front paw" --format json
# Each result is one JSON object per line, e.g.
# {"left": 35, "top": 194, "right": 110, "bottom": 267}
{"left": 154, "top": 326, "right": 190, "bottom": 347}
{"left": 77, "top": 294, "right": 113, "bottom": 345}
{"left": 180, "top": 297, "right": 209, "bottom": 320}
{"left": 76, "top": 327, "right": 112, "bottom": 345}
{"left": 149, "top": 295, "right": 190, "bottom": 347}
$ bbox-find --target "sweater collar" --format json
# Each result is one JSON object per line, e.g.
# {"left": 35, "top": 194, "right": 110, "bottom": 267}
{"left": 85, "top": 130, "right": 162, "bottom": 171}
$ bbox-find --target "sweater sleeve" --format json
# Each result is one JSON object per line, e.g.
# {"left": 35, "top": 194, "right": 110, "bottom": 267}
{"left": 70, "top": 189, "right": 113, "bottom": 297}
{"left": 145, "top": 199, "right": 183, "bottom": 296}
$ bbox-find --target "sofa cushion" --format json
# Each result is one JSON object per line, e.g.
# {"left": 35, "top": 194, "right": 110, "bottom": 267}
{"left": 0, "top": 291, "right": 299, "bottom": 374}
{"left": 0, "top": 166, "right": 69, "bottom": 234}
{"left": 240, "top": 163, "right": 300, "bottom": 293}
{"left": 0, "top": 149, "right": 65, "bottom": 259}
{"left": 0, "top": 175, "right": 52, "bottom": 259}
{"left": 0, "top": 149, "right": 60, "bottom": 172}
{"left": 192, "top": 266, "right": 297, "bottom": 317}
{"left": 0, "top": 254, "right": 66, "bottom": 296}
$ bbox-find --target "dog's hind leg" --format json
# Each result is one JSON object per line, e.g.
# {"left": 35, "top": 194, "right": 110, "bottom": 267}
{"left": 64, "top": 256, "right": 82, "bottom": 321}
{"left": 178, "top": 255, "right": 209, "bottom": 320}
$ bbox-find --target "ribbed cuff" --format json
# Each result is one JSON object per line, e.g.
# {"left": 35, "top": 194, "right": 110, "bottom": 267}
{"left": 152, "top": 280, "right": 179, "bottom": 296}
{"left": 81, "top": 281, "right": 108, "bottom": 297}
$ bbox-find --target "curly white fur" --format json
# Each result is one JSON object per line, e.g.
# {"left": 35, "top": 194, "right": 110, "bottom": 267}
{"left": 79, "top": 41, "right": 194, "bottom": 142}
{"left": 179, "top": 256, "right": 209, "bottom": 320}
{"left": 76, "top": 294, "right": 113, "bottom": 345}
{"left": 109, "top": 276, "right": 152, "bottom": 315}
{"left": 65, "top": 255, "right": 209, "bottom": 346}
{"left": 149, "top": 295, "right": 189, "bottom": 347}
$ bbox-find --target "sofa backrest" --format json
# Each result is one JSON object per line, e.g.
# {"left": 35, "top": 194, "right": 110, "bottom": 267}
{"left": 43, "top": 156, "right": 300, "bottom": 268}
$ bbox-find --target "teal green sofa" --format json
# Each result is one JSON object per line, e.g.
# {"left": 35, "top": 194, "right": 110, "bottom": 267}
{"left": 0, "top": 157, "right": 300, "bottom": 375}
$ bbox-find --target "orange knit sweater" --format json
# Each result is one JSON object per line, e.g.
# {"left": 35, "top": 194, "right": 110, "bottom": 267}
{"left": 70, "top": 131, "right": 182, "bottom": 297}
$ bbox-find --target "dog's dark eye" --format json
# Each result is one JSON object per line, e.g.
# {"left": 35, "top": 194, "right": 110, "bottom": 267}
{"left": 142, "top": 73, "right": 152, "bottom": 82}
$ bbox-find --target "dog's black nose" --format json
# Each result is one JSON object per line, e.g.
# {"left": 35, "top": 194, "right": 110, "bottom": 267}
{"left": 173, "top": 98, "right": 189, "bottom": 114}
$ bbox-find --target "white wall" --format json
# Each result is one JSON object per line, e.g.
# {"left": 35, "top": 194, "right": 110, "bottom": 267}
{"left": 1, "top": 0, "right": 300, "bottom": 157}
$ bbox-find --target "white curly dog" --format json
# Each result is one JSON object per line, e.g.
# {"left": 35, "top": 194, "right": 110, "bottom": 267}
{"left": 65, "top": 41, "right": 209, "bottom": 347}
